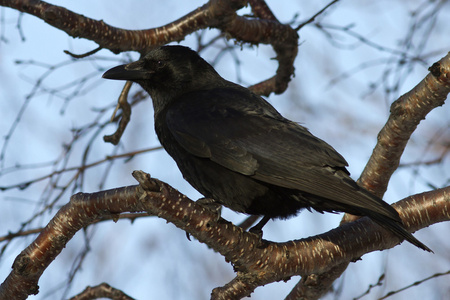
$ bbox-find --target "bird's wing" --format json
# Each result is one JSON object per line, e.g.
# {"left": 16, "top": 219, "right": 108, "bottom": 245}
{"left": 165, "top": 88, "right": 358, "bottom": 198}
{"left": 165, "top": 88, "right": 400, "bottom": 218}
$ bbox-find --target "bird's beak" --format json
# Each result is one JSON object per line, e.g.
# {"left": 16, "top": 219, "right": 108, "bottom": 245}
{"left": 102, "top": 62, "right": 151, "bottom": 81}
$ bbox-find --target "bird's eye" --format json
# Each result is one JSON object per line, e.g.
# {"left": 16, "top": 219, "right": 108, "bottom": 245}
{"left": 142, "top": 59, "right": 165, "bottom": 70}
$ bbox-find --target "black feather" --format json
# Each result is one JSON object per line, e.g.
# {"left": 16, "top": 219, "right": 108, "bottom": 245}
{"left": 103, "top": 45, "right": 431, "bottom": 252}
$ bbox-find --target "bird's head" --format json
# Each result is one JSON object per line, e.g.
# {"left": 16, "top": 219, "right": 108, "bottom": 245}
{"left": 103, "top": 45, "right": 223, "bottom": 104}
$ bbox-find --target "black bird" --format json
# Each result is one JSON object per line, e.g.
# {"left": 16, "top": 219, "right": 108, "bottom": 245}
{"left": 103, "top": 45, "right": 430, "bottom": 251}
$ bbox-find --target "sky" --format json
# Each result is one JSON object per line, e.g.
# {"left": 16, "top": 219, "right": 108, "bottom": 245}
{"left": 0, "top": 1, "right": 449, "bottom": 299}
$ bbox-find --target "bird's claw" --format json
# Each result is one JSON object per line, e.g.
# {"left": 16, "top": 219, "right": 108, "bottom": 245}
{"left": 196, "top": 198, "right": 222, "bottom": 222}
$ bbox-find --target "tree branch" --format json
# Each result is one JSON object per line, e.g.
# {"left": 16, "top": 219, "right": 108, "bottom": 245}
{"left": 0, "top": 0, "right": 298, "bottom": 96}
{"left": 293, "top": 52, "right": 450, "bottom": 300}
{"left": 359, "top": 52, "right": 450, "bottom": 197}
{"left": 69, "top": 283, "right": 134, "bottom": 300}
{"left": 1, "top": 2, "right": 448, "bottom": 299}
{"left": 0, "top": 171, "right": 448, "bottom": 299}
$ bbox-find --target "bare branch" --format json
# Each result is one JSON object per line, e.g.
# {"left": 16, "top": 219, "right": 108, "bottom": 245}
{"left": 291, "top": 52, "right": 450, "bottom": 300}
{"left": 1, "top": 0, "right": 298, "bottom": 96}
{"left": 69, "top": 283, "right": 135, "bottom": 300}
{"left": 0, "top": 2, "right": 448, "bottom": 299}
{"left": 248, "top": 0, "right": 278, "bottom": 21}
{"left": 103, "top": 81, "right": 133, "bottom": 145}
{"left": 379, "top": 269, "right": 450, "bottom": 300}
{"left": 1, "top": 171, "right": 448, "bottom": 299}
{"left": 64, "top": 46, "right": 103, "bottom": 59}
{"left": 295, "top": 0, "right": 339, "bottom": 31}
{"left": 360, "top": 52, "right": 450, "bottom": 197}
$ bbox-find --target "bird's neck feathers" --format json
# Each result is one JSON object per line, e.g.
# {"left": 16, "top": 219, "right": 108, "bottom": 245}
{"left": 145, "top": 64, "right": 233, "bottom": 115}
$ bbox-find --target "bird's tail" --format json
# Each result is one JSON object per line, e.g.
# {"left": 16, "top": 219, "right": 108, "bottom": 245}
{"left": 367, "top": 211, "right": 432, "bottom": 252}
{"left": 338, "top": 177, "right": 432, "bottom": 252}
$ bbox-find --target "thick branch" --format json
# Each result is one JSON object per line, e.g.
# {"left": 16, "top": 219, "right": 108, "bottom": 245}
{"left": 0, "top": 185, "right": 144, "bottom": 299}
{"left": 360, "top": 52, "right": 450, "bottom": 197}
{"left": 296, "top": 52, "right": 450, "bottom": 300}
{"left": 1, "top": 171, "right": 447, "bottom": 300}
{"left": 1, "top": 0, "right": 298, "bottom": 96}
{"left": 0, "top": 0, "right": 219, "bottom": 53}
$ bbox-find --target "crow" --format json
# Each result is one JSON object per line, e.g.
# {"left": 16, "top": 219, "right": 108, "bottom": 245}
{"left": 103, "top": 45, "right": 431, "bottom": 251}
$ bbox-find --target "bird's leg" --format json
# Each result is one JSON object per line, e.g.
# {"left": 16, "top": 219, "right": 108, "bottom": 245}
{"left": 249, "top": 216, "right": 271, "bottom": 236}
{"left": 238, "top": 215, "right": 261, "bottom": 231}
{"left": 248, "top": 216, "right": 272, "bottom": 248}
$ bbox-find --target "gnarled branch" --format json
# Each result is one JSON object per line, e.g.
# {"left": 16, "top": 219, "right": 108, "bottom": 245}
{"left": 0, "top": 0, "right": 298, "bottom": 96}
{"left": 0, "top": 171, "right": 448, "bottom": 300}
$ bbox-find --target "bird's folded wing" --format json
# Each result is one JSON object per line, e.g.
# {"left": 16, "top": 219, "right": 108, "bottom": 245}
{"left": 165, "top": 88, "right": 400, "bottom": 217}
{"left": 165, "top": 88, "right": 348, "bottom": 181}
